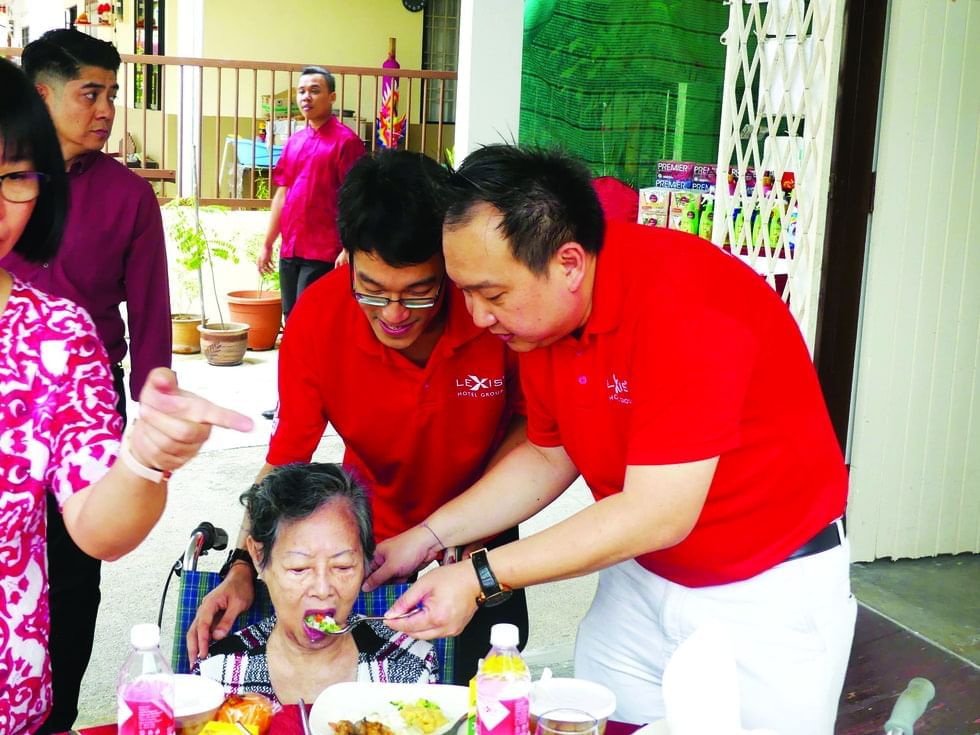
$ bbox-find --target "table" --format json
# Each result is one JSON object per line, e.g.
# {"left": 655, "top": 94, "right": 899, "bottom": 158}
{"left": 71, "top": 714, "right": 644, "bottom": 735}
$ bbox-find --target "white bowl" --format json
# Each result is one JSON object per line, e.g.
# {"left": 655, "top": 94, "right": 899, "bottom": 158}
{"left": 309, "top": 682, "right": 468, "bottom": 735}
{"left": 174, "top": 673, "right": 226, "bottom": 735}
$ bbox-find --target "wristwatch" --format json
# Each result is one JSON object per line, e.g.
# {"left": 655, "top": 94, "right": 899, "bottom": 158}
{"left": 470, "top": 548, "right": 513, "bottom": 607}
{"left": 219, "top": 548, "right": 256, "bottom": 581}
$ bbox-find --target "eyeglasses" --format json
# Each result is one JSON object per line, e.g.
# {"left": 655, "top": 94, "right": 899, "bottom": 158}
{"left": 0, "top": 171, "right": 49, "bottom": 203}
{"left": 349, "top": 255, "right": 444, "bottom": 309}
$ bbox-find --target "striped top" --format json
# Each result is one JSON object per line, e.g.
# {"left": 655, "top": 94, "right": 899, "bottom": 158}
{"left": 196, "top": 614, "right": 438, "bottom": 706}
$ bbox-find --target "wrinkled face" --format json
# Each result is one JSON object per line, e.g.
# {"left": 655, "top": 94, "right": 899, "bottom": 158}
{"left": 351, "top": 251, "right": 447, "bottom": 352}
{"left": 443, "top": 203, "right": 588, "bottom": 352}
{"left": 249, "top": 500, "right": 365, "bottom": 648}
{"left": 0, "top": 148, "right": 38, "bottom": 259}
{"left": 38, "top": 66, "right": 117, "bottom": 163}
{"left": 296, "top": 73, "right": 335, "bottom": 124}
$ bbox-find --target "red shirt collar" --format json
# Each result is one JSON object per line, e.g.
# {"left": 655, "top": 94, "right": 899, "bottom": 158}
{"left": 580, "top": 221, "right": 627, "bottom": 338}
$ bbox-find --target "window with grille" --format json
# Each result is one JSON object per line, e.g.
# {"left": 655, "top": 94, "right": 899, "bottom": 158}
{"left": 422, "top": 0, "right": 459, "bottom": 124}
{"left": 21, "top": 25, "right": 28, "bottom": 47}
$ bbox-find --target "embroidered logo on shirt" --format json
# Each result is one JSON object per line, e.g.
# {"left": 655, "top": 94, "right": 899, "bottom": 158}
{"left": 607, "top": 373, "right": 632, "bottom": 404}
{"left": 456, "top": 374, "right": 505, "bottom": 398}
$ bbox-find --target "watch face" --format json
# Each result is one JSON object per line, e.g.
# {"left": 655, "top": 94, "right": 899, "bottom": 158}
{"left": 482, "top": 589, "right": 514, "bottom": 608}
{"left": 403, "top": 0, "right": 425, "bottom": 11}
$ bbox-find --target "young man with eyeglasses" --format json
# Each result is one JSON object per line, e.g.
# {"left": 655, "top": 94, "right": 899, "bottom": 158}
{"left": 188, "top": 150, "right": 529, "bottom": 685}
{"left": 0, "top": 30, "right": 171, "bottom": 734}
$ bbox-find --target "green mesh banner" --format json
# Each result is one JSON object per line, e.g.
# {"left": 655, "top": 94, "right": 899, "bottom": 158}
{"left": 520, "top": 0, "right": 729, "bottom": 187}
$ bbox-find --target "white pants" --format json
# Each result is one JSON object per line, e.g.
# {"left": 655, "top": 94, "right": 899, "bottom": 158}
{"left": 574, "top": 536, "right": 856, "bottom": 735}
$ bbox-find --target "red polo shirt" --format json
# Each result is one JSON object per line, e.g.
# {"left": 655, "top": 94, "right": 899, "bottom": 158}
{"left": 268, "top": 265, "right": 524, "bottom": 542}
{"left": 521, "top": 221, "right": 847, "bottom": 587}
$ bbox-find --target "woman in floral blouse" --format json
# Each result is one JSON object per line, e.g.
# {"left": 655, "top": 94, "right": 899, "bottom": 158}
{"left": 0, "top": 58, "right": 253, "bottom": 735}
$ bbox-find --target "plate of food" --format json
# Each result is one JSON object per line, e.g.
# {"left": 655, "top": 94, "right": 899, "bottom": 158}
{"left": 309, "top": 682, "right": 468, "bottom": 735}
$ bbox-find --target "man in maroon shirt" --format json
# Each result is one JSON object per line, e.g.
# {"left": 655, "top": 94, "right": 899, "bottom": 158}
{"left": 0, "top": 30, "right": 172, "bottom": 733}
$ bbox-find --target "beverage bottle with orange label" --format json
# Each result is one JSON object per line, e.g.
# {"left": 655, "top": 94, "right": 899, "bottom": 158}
{"left": 476, "top": 624, "right": 531, "bottom": 735}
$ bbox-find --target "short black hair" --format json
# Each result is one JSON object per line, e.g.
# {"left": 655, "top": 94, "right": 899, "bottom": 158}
{"left": 445, "top": 145, "right": 605, "bottom": 274}
{"left": 242, "top": 463, "right": 375, "bottom": 570}
{"left": 0, "top": 58, "right": 68, "bottom": 263}
{"left": 22, "top": 28, "right": 121, "bottom": 85}
{"left": 338, "top": 150, "right": 449, "bottom": 267}
{"left": 300, "top": 65, "right": 335, "bottom": 93}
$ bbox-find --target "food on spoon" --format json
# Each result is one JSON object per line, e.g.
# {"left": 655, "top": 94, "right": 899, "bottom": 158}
{"left": 305, "top": 612, "right": 343, "bottom": 633}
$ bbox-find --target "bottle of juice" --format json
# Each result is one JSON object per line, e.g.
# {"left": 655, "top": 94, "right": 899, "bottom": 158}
{"left": 118, "top": 623, "right": 175, "bottom": 735}
{"left": 476, "top": 624, "right": 530, "bottom": 735}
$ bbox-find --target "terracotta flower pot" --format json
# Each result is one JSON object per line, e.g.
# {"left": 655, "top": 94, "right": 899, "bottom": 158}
{"left": 226, "top": 290, "right": 282, "bottom": 351}
{"left": 171, "top": 313, "right": 202, "bottom": 354}
{"left": 197, "top": 322, "right": 250, "bottom": 366}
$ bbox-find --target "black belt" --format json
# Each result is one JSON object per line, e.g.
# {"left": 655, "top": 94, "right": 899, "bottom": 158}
{"left": 785, "top": 521, "right": 843, "bottom": 562}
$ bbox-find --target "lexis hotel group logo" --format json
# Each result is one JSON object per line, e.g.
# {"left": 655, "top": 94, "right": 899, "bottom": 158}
{"left": 456, "top": 374, "right": 505, "bottom": 398}
{"left": 607, "top": 372, "right": 632, "bottom": 405}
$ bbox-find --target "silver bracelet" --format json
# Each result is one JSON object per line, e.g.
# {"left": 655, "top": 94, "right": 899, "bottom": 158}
{"left": 420, "top": 521, "right": 446, "bottom": 550}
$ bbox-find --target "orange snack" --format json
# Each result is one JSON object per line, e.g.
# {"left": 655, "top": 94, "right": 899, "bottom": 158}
{"left": 215, "top": 693, "right": 275, "bottom": 735}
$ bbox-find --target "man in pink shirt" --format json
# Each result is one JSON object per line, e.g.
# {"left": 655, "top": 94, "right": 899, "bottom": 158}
{"left": 257, "top": 66, "right": 365, "bottom": 320}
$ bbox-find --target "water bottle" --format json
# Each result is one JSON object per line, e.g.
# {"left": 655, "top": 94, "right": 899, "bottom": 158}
{"left": 118, "top": 623, "right": 175, "bottom": 735}
{"left": 476, "top": 624, "right": 530, "bottom": 735}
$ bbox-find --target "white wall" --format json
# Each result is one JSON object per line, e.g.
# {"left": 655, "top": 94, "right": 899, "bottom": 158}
{"left": 454, "top": 0, "right": 523, "bottom": 160}
{"left": 847, "top": 0, "right": 980, "bottom": 561}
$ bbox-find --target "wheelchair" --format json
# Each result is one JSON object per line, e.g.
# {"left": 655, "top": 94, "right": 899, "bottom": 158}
{"left": 164, "top": 522, "right": 455, "bottom": 683}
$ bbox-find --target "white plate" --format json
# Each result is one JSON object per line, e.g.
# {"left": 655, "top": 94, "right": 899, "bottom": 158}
{"left": 631, "top": 721, "right": 669, "bottom": 735}
{"left": 309, "top": 682, "right": 469, "bottom": 735}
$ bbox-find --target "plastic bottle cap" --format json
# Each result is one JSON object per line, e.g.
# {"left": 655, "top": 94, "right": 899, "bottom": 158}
{"left": 130, "top": 623, "right": 161, "bottom": 649}
{"left": 490, "top": 623, "right": 519, "bottom": 648}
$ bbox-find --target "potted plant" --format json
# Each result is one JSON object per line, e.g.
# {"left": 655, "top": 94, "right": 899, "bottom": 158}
{"left": 164, "top": 197, "right": 250, "bottom": 365}
{"left": 225, "top": 235, "right": 283, "bottom": 351}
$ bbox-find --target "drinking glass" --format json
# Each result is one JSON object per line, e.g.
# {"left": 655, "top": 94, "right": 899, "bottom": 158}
{"left": 533, "top": 708, "right": 600, "bottom": 735}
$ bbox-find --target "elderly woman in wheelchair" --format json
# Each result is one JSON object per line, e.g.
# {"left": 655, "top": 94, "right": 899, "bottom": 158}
{"left": 196, "top": 463, "right": 438, "bottom": 705}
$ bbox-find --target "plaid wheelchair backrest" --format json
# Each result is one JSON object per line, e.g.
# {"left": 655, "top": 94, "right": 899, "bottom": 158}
{"left": 172, "top": 569, "right": 454, "bottom": 683}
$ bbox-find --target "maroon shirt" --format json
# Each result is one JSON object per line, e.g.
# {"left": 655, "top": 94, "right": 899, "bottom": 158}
{"left": 1, "top": 151, "right": 172, "bottom": 396}
{"left": 272, "top": 116, "right": 365, "bottom": 262}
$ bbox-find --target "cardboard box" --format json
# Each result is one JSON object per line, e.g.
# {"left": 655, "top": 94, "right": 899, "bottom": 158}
{"left": 692, "top": 163, "right": 717, "bottom": 193}
{"left": 638, "top": 187, "right": 671, "bottom": 227}
{"left": 655, "top": 160, "right": 695, "bottom": 190}
{"left": 668, "top": 191, "right": 702, "bottom": 234}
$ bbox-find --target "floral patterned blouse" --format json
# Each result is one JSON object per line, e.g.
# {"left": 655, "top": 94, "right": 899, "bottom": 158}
{"left": 0, "top": 276, "right": 121, "bottom": 735}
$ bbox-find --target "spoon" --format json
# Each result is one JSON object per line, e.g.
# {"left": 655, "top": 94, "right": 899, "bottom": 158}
{"left": 321, "top": 608, "right": 422, "bottom": 636}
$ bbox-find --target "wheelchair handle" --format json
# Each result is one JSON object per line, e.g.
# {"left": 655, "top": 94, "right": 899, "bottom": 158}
{"left": 183, "top": 522, "right": 229, "bottom": 571}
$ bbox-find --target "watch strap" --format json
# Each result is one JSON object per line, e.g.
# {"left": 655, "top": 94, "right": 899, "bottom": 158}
{"left": 219, "top": 548, "right": 257, "bottom": 580}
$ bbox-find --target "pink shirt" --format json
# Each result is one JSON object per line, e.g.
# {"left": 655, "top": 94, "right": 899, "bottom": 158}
{"left": 272, "top": 117, "right": 365, "bottom": 262}
{"left": 0, "top": 277, "right": 121, "bottom": 735}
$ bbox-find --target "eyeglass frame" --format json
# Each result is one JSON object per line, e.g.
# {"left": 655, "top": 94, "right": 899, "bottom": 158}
{"left": 0, "top": 171, "right": 50, "bottom": 204}
{"left": 348, "top": 253, "right": 446, "bottom": 310}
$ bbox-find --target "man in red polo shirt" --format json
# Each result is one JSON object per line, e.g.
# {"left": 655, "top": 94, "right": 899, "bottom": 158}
{"left": 367, "top": 146, "right": 855, "bottom": 735}
{"left": 188, "top": 150, "right": 528, "bottom": 684}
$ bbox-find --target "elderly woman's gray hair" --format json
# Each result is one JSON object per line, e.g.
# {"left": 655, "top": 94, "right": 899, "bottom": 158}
{"left": 241, "top": 463, "right": 375, "bottom": 569}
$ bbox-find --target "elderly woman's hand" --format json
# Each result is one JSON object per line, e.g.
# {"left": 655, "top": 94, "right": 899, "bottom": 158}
{"left": 129, "top": 368, "right": 254, "bottom": 472}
